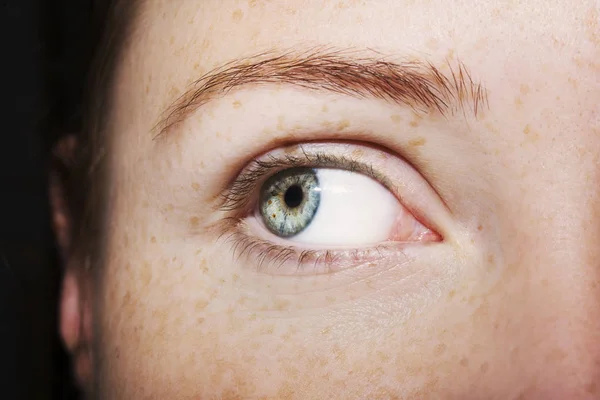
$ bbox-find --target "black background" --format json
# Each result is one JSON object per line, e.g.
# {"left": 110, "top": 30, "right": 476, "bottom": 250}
{"left": 0, "top": 0, "right": 98, "bottom": 398}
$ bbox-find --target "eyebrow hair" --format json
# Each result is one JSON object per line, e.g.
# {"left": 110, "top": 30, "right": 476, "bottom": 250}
{"left": 155, "top": 49, "right": 488, "bottom": 136}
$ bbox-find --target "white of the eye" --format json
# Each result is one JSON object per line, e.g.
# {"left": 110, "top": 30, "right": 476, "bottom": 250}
{"left": 292, "top": 169, "right": 401, "bottom": 246}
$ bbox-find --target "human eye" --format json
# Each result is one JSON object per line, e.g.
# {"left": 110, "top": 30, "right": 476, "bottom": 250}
{"left": 218, "top": 142, "right": 442, "bottom": 275}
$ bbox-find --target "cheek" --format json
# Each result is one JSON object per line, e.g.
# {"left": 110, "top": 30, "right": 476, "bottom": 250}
{"left": 96, "top": 232, "right": 490, "bottom": 399}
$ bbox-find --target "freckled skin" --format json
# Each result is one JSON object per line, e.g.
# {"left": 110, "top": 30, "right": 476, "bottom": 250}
{"left": 76, "top": 0, "right": 600, "bottom": 399}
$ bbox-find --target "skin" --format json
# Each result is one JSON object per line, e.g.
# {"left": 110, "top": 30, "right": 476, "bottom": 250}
{"left": 58, "top": 0, "right": 600, "bottom": 399}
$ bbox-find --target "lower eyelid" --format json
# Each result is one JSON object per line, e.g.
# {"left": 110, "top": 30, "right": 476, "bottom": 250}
{"left": 221, "top": 217, "right": 422, "bottom": 276}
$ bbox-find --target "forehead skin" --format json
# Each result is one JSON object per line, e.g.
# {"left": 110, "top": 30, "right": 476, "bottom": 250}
{"left": 97, "top": 1, "right": 600, "bottom": 399}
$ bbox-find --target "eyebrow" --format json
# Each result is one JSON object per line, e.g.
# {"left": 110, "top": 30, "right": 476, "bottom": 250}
{"left": 155, "top": 49, "right": 488, "bottom": 136}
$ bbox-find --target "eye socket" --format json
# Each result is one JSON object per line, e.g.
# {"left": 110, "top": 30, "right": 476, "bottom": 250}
{"left": 219, "top": 142, "right": 442, "bottom": 274}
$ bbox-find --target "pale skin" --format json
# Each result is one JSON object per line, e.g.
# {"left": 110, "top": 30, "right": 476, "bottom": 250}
{"left": 56, "top": 0, "right": 600, "bottom": 399}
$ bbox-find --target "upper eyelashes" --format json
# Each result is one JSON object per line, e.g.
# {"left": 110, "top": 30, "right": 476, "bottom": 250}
{"left": 220, "top": 146, "right": 386, "bottom": 212}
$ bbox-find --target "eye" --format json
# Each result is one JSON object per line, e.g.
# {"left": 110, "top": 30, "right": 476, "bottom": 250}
{"left": 219, "top": 142, "right": 442, "bottom": 274}
{"left": 259, "top": 167, "right": 428, "bottom": 246}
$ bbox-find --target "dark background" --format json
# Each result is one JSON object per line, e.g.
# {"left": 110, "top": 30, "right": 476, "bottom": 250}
{"left": 0, "top": 0, "right": 101, "bottom": 398}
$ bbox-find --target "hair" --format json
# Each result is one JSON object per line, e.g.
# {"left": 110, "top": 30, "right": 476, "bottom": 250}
{"left": 57, "top": 0, "right": 141, "bottom": 266}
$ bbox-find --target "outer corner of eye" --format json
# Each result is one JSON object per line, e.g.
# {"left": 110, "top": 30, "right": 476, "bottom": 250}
{"left": 387, "top": 214, "right": 442, "bottom": 244}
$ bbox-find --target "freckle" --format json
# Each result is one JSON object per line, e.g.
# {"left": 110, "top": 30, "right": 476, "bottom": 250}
{"left": 485, "top": 122, "right": 499, "bottom": 134}
{"left": 487, "top": 254, "right": 494, "bottom": 264}
{"left": 523, "top": 124, "right": 531, "bottom": 134}
{"left": 232, "top": 273, "right": 240, "bottom": 282}
{"left": 325, "top": 296, "right": 336, "bottom": 304}
{"left": 568, "top": 77, "right": 578, "bottom": 88}
{"left": 336, "top": 120, "right": 350, "bottom": 131}
{"left": 233, "top": 100, "right": 242, "bottom": 108}
{"left": 249, "top": 0, "right": 258, "bottom": 7}
{"left": 195, "top": 299, "right": 209, "bottom": 311}
{"left": 321, "top": 104, "right": 329, "bottom": 113}
{"left": 274, "top": 298, "right": 291, "bottom": 311}
{"left": 189, "top": 217, "right": 200, "bottom": 228}
{"left": 140, "top": 264, "right": 152, "bottom": 286}
{"left": 321, "top": 120, "right": 333, "bottom": 128}
{"left": 460, "top": 357, "right": 469, "bottom": 367}
{"left": 261, "top": 325, "right": 275, "bottom": 334}
{"left": 197, "top": 317, "right": 205, "bottom": 324}
{"left": 321, "top": 326, "right": 332, "bottom": 335}
{"left": 519, "top": 84, "right": 530, "bottom": 95}
{"left": 448, "top": 290, "right": 456, "bottom": 299}
{"left": 477, "top": 224, "right": 483, "bottom": 231}
{"left": 390, "top": 114, "right": 402, "bottom": 123}
{"left": 480, "top": 362, "right": 489, "bottom": 373}
{"left": 122, "top": 291, "right": 131, "bottom": 305}
{"left": 434, "top": 343, "right": 446, "bottom": 356}
{"left": 514, "top": 96, "right": 523, "bottom": 108}
{"left": 409, "top": 120, "right": 419, "bottom": 127}
{"left": 377, "top": 351, "right": 390, "bottom": 362}
{"left": 199, "top": 259, "right": 209, "bottom": 273}
{"left": 249, "top": 313, "right": 257, "bottom": 321}
{"left": 351, "top": 148, "right": 363, "bottom": 157}
{"left": 408, "top": 137, "right": 426, "bottom": 146}
{"left": 425, "top": 38, "right": 439, "bottom": 50}
{"left": 332, "top": 345, "right": 347, "bottom": 362}
{"left": 586, "top": 382, "right": 597, "bottom": 394}
{"left": 231, "top": 9, "right": 243, "bottom": 21}
{"left": 167, "top": 204, "right": 174, "bottom": 211}
{"left": 191, "top": 182, "right": 200, "bottom": 191}
{"left": 169, "top": 36, "right": 175, "bottom": 45}
{"left": 267, "top": 200, "right": 272, "bottom": 205}
{"left": 150, "top": 236, "right": 156, "bottom": 243}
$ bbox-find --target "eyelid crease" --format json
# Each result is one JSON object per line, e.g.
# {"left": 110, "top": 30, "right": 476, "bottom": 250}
{"left": 219, "top": 146, "right": 392, "bottom": 212}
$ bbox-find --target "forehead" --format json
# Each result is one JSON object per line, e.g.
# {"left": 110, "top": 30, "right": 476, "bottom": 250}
{"left": 111, "top": 0, "right": 598, "bottom": 143}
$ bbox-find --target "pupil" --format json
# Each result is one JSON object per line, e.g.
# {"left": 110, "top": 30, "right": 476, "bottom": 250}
{"left": 284, "top": 184, "right": 304, "bottom": 208}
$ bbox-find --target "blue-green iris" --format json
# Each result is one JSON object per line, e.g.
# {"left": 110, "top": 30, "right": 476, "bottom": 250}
{"left": 259, "top": 168, "right": 321, "bottom": 237}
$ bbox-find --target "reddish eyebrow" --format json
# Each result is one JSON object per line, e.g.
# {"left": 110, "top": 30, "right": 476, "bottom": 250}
{"left": 155, "top": 49, "right": 488, "bottom": 136}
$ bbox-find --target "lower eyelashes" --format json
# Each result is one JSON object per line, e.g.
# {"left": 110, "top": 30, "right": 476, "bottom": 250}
{"left": 221, "top": 223, "right": 411, "bottom": 275}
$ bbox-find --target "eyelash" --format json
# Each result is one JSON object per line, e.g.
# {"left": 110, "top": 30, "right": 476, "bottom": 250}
{"left": 221, "top": 149, "right": 391, "bottom": 211}
{"left": 216, "top": 145, "right": 411, "bottom": 275}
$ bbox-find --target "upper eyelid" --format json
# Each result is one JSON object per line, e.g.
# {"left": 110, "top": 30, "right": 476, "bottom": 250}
{"left": 219, "top": 145, "right": 392, "bottom": 211}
